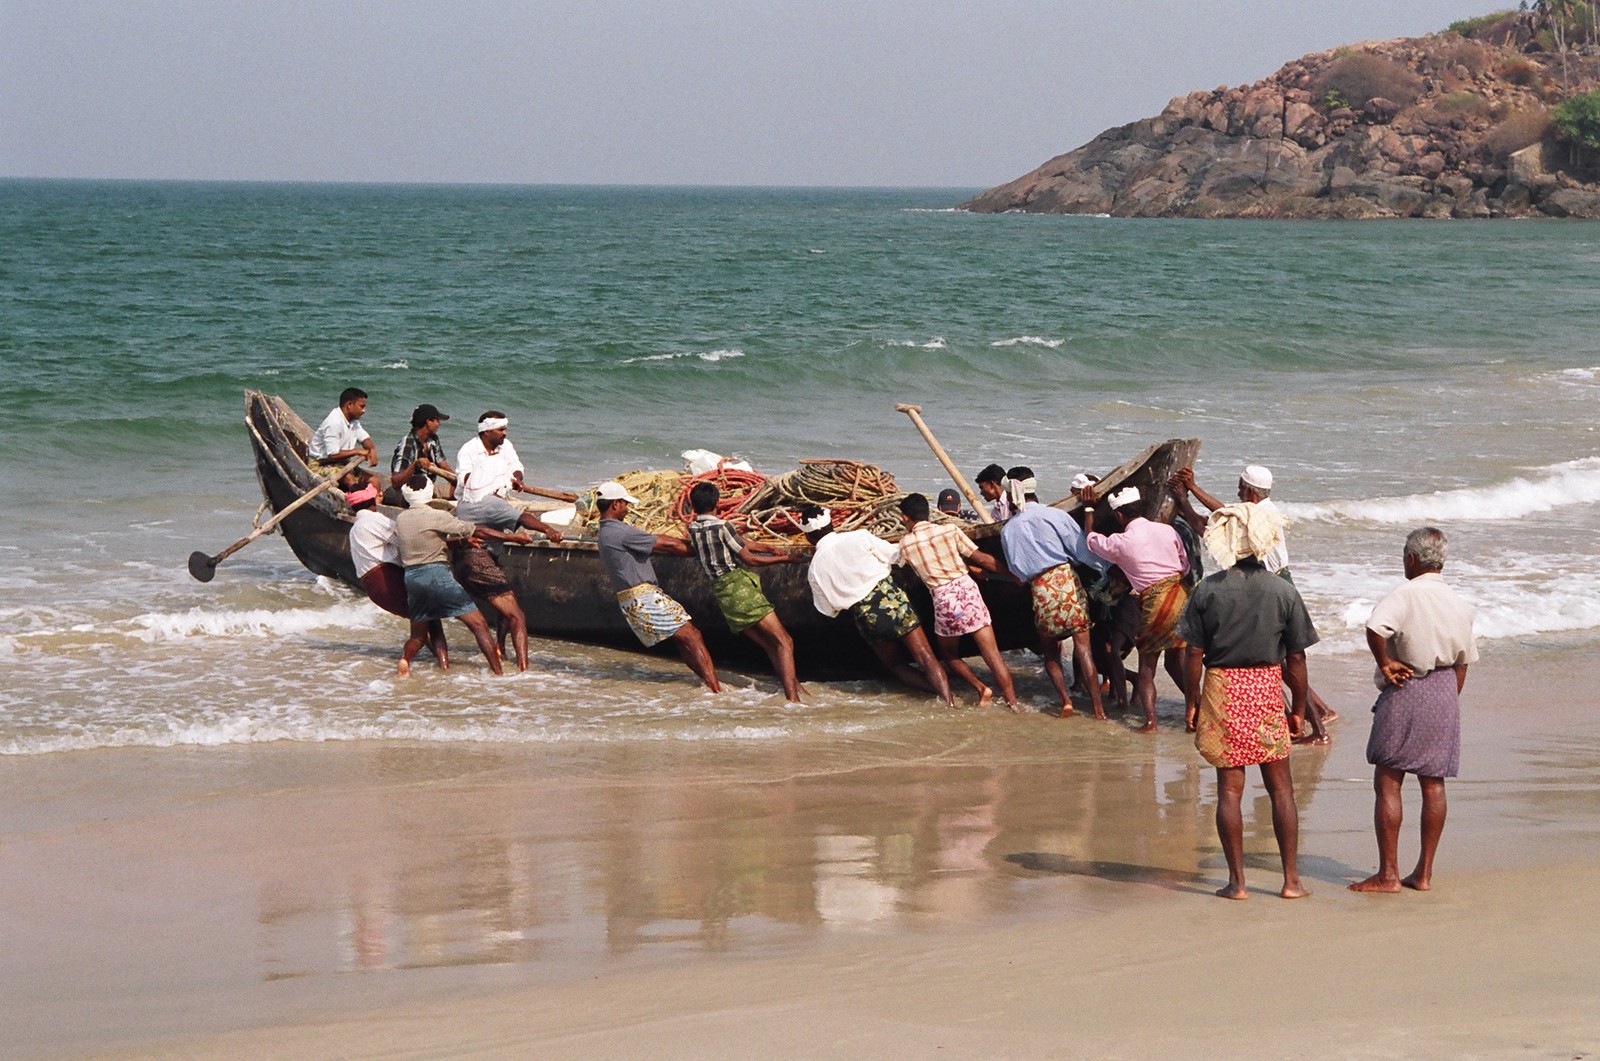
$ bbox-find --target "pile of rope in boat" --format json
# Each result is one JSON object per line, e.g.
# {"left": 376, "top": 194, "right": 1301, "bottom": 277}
{"left": 577, "top": 459, "right": 973, "bottom": 546}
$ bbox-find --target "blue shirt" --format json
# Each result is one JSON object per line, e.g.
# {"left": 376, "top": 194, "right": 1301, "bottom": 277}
{"left": 999, "top": 501, "right": 1109, "bottom": 582}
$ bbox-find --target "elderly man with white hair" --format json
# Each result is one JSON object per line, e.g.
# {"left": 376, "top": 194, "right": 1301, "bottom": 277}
{"left": 1349, "top": 526, "right": 1476, "bottom": 895}
{"left": 1176, "top": 500, "right": 1317, "bottom": 901}
{"left": 1077, "top": 483, "right": 1191, "bottom": 732}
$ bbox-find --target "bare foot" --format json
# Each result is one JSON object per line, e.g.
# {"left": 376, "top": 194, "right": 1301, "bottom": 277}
{"left": 1136, "top": 721, "right": 1157, "bottom": 733}
{"left": 396, "top": 659, "right": 411, "bottom": 678}
{"left": 1057, "top": 704, "right": 1075, "bottom": 718}
{"left": 1005, "top": 700, "right": 1024, "bottom": 713}
{"left": 1215, "top": 884, "right": 1249, "bottom": 900}
{"left": 976, "top": 686, "right": 994, "bottom": 707}
{"left": 1322, "top": 708, "right": 1340, "bottom": 724}
{"left": 1293, "top": 734, "right": 1332, "bottom": 746}
{"left": 1401, "top": 874, "right": 1431, "bottom": 891}
{"left": 1280, "top": 882, "right": 1312, "bottom": 899}
{"left": 1093, "top": 709, "right": 1108, "bottom": 720}
{"left": 1348, "top": 874, "right": 1402, "bottom": 894}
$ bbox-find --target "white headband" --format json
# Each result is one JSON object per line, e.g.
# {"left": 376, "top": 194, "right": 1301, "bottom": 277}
{"left": 478, "top": 416, "right": 509, "bottom": 432}
{"left": 400, "top": 480, "right": 435, "bottom": 508}
{"left": 1005, "top": 476, "right": 1036, "bottom": 508}
{"left": 800, "top": 508, "right": 832, "bottom": 533}
{"left": 1108, "top": 486, "right": 1141, "bottom": 510}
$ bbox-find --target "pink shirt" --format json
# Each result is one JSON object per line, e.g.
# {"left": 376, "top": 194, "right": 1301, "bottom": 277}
{"left": 1086, "top": 517, "right": 1188, "bottom": 593}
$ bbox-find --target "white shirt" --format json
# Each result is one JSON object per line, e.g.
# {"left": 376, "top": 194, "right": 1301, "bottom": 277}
{"left": 349, "top": 510, "right": 399, "bottom": 578}
{"left": 1258, "top": 497, "right": 1290, "bottom": 574}
{"left": 1366, "top": 571, "right": 1478, "bottom": 688}
{"left": 808, "top": 530, "right": 902, "bottom": 616}
{"left": 455, "top": 436, "right": 525, "bottom": 504}
{"left": 308, "top": 407, "right": 370, "bottom": 461}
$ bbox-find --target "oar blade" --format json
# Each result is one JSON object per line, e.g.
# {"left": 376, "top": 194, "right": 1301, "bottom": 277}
{"left": 187, "top": 551, "right": 220, "bottom": 583}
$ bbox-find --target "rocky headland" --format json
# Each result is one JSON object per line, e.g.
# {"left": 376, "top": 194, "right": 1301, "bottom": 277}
{"left": 962, "top": 13, "right": 1600, "bottom": 218}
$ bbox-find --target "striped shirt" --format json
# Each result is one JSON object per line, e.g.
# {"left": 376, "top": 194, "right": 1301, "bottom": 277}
{"left": 897, "top": 521, "right": 977, "bottom": 589}
{"left": 688, "top": 515, "right": 747, "bottom": 580}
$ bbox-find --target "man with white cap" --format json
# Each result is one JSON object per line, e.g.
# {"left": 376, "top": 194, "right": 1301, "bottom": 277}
{"left": 997, "top": 466, "right": 1109, "bottom": 718}
{"left": 1171, "top": 463, "right": 1335, "bottom": 742}
{"left": 1077, "top": 482, "right": 1190, "bottom": 732}
{"left": 800, "top": 505, "right": 954, "bottom": 705}
{"left": 1176, "top": 500, "right": 1317, "bottom": 901}
{"left": 454, "top": 411, "right": 566, "bottom": 544}
{"left": 595, "top": 481, "right": 721, "bottom": 692}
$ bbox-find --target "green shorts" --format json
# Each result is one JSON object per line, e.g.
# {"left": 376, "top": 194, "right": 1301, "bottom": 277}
{"left": 711, "top": 568, "right": 774, "bottom": 635}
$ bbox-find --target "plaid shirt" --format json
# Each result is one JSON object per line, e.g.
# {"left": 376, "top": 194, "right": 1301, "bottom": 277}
{"left": 898, "top": 521, "right": 977, "bottom": 588}
{"left": 688, "top": 515, "right": 747, "bottom": 580}
{"left": 391, "top": 432, "right": 446, "bottom": 480}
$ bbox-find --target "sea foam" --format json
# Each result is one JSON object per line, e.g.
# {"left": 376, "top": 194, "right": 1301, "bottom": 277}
{"left": 1284, "top": 458, "right": 1600, "bottom": 524}
{"left": 128, "top": 600, "right": 381, "bottom": 642}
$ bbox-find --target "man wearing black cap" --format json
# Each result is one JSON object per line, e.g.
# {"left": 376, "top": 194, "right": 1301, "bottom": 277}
{"left": 390, "top": 403, "right": 456, "bottom": 500}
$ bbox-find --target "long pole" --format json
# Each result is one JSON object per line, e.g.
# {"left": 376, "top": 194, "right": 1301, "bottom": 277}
{"left": 893, "top": 403, "right": 995, "bottom": 524}
{"left": 187, "top": 456, "right": 367, "bottom": 582}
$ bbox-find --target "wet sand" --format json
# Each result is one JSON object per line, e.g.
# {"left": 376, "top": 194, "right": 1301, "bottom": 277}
{"left": 3, "top": 647, "right": 1598, "bottom": 1058}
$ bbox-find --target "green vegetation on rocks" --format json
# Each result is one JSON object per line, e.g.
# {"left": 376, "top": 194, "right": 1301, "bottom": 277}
{"left": 1553, "top": 88, "right": 1600, "bottom": 148}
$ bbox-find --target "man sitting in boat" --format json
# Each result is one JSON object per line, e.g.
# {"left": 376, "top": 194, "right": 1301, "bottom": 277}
{"left": 997, "top": 467, "right": 1108, "bottom": 719}
{"left": 346, "top": 482, "right": 449, "bottom": 673}
{"left": 1079, "top": 484, "right": 1190, "bottom": 733}
{"left": 390, "top": 403, "right": 455, "bottom": 502}
{"left": 895, "top": 493, "right": 1017, "bottom": 710}
{"left": 596, "top": 481, "right": 721, "bottom": 692}
{"left": 307, "top": 387, "right": 379, "bottom": 486}
{"left": 686, "top": 482, "right": 803, "bottom": 702}
{"left": 800, "top": 505, "right": 954, "bottom": 707}
{"left": 453, "top": 411, "right": 565, "bottom": 544}
{"left": 393, "top": 481, "right": 528, "bottom": 676}
{"left": 974, "top": 464, "right": 1012, "bottom": 522}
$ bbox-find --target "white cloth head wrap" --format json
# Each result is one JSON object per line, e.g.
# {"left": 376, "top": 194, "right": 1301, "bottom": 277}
{"left": 1201, "top": 501, "right": 1288, "bottom": 570}
{"left": 1107, "top": 486, "right": 1141, "bottom": 511}
{"left": 1069, "top": 473, "right": 1094, "bottom": 491}
{"left": 401, "top": 480, "right": 435, "bottom": 508}
{"left": 1241, "top": 464, "right": 1273, "bottom": 491}
{"left": 1004, "top": 476, "right": 1035, "bottom": 509}
{"left": 800, "top": 508, "right": 832, "bottom": 533}
{"left": 478, "top": 416, "right": 509, "bottom": 432}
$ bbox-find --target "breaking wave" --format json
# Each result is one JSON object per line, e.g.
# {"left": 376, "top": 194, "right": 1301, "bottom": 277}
{"left": 1284, "top": 458, "right": 1600, "bottom": 524}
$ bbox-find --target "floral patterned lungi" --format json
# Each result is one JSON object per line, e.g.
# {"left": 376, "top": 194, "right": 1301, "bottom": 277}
{"left": 1135, "top": 574, "right": 1190, "bottom": 654}
{"left": 847, "top": 577, "right": 921, "bottom": 644}
{"left": 1029, "top": 563, "right": 1089, "bottom": 640}
{"left": 930, "top": 575, "right": 992, "bottom": 638}
{"left": 617, "top": 583, "right": 692, "bottom": 647}
{"left": 1194, "top": 664, "right": 1290, "bottom": 768}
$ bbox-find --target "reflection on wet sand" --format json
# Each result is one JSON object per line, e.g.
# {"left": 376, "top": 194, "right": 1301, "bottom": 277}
{"left": 245, "top": 727, "right": 1345, "bottom": 979}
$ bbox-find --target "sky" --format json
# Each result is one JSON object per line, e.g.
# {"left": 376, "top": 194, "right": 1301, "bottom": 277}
{"left": 2, "top": 1, "right": 1495, "bottom": 188}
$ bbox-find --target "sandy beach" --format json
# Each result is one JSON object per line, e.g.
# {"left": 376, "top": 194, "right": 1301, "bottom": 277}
{"left": 4, "top": 645, "right": 1597, "bottom": 1059}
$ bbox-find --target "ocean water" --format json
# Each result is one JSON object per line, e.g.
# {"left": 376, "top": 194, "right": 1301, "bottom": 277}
{"left": 2, "top": 179, "right": 1598, "bottom": 754}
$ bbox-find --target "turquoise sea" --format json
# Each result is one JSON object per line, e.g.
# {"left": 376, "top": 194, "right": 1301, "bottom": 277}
{"left": 2, "top": 179, "right": 1599, "bottom": 751}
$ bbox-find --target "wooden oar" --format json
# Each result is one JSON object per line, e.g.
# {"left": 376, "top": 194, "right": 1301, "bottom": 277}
{"left": 187, "top": 456, "right": 366, "bottom": 582}
{"left": 894, "top": 403, "right": 995, "bottom": 524}
{"left": 427, "top": 466, "right": 580, "bottom": 503}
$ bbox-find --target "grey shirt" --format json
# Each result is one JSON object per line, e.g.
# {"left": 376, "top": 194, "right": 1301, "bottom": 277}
{"left": 394, "top": 506, "right": 476, "bottom": 568}
{"left": 598, "top": 518, "right": 660, "bottom": 593}
{"left": 1176, "top": 557, "right": 1319, "bottom": 668}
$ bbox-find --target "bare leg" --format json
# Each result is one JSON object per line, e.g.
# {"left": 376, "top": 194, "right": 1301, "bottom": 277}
{"left": 670, "top": 622, "right": 721, "bottom": 692}
{"left": 1350, "top": 765, "right": 1406, "bottom": 893}
{"left": 1259, "top": 757, "right": 1308, "bottom": 898}
{"left": 399, "top": 621, "right": 429, "bottom": 677}
{"left": 970, "top": 625, "right": 1018, "bottom": 710}
{"left": 1070, "top": 629, "right": 1105, "bottom": 719}
{"left": 936, "top": 634, "right": 992, "bottom": 705}
{"left": 1214, "top": 766, "right": 1249, "bottom": 899}
{"left": 456, "top": 610, "right": 503, "bottom": 675}
{"left": 1133, "top": 647, "right": 1160, "bottom": 732}
{"left": 1310, "top": 684, "right": 1338, "bottom": 724}
{"left": 1286, "top": 661, "right": 1330, "bottom": 743}
{"left": 1106, "top": 632, "right": 1131, "bottom": 712}
{"left": 426, "top": 619, "right": 449, "bottom": 669}
{"left": 487, "top": 592, "right": 529, "bottom": 672}
{"left": 1038, "top": 637, "right": 1073, "bottom": 716}
{"left": 901, "top": 626, "right": 954, "bottom": 706}
{"left": 1163, "top": 646, "right": 1188, "bottom": 703}
{"left": 744, "top": 613, "right": 803, "bottom": 702}
{"left": 1404, "top": 776, "right": 1447, "bottom": 891}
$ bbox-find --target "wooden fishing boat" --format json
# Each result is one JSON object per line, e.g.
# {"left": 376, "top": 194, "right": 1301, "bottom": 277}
{"left": 244, "top": 390, "right": 1199, "bottom": 676}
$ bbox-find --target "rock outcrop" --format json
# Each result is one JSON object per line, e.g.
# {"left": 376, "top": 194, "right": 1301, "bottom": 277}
{"left": 963, "top": 18, "right": 1600, "bottom": 219}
